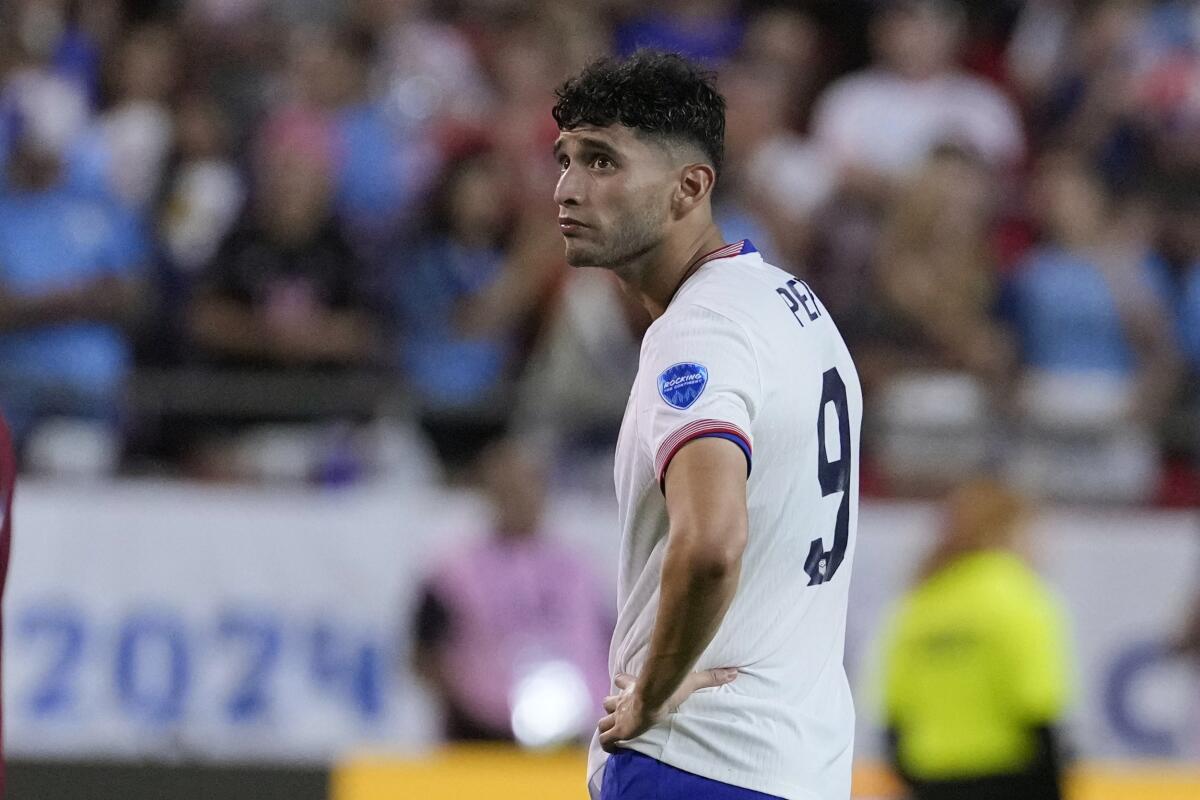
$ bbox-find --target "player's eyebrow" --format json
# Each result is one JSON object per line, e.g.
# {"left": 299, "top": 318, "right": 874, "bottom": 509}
{"left": 553, "top": 134, "right": 618, "bottom": 158}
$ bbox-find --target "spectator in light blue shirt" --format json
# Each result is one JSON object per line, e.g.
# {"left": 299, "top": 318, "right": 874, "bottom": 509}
{"left": 1014, "top": 247, "right": 1160, "bottom": 376}
{"left": 1010, "top": 151, "right": 1180, "bottom": 421}
{"left": 394, "top": 149, "right": 559, "bottom": 475}
{"left": 0, "top": 73, "right": 146, "bottom": 452}
{"left": 1004, "top": 151, "right": 1182, "bottom": 502}
{"left": 395, "top": 152, "right": 512, "bottom": 468}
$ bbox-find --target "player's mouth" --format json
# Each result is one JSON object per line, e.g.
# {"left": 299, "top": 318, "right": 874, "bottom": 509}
{"left": 558, "top": 216, "right": 589, "bottom": 235}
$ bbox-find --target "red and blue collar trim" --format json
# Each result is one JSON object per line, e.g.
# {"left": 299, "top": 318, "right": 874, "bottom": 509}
{"left": 691, "top": 239, "right": 757, "bottom": 270}
{"left": 667, "top": 239, "right": 758, "bottom": 308}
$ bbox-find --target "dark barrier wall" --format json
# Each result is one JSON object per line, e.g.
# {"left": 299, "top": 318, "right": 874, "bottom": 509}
{"left": 7, "top": 761, "right": 328, "bottom": 800}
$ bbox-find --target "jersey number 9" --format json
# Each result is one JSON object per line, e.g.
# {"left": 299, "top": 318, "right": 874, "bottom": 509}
{"left": 805, "top": 368, "right": 851, "bottom": 586}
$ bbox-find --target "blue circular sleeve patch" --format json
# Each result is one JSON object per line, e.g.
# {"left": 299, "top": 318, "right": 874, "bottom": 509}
{"left": 658, "top": 362, "right": 709, "bottom": 410}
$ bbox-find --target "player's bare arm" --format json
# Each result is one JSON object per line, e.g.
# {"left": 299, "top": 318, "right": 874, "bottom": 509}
{"left": 598, "top": 436, "right": 747, "bottom": 751}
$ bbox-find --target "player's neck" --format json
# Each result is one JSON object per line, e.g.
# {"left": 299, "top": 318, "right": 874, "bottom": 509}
{"left": 620, "top": 225, "right": 726, "bottom": 321}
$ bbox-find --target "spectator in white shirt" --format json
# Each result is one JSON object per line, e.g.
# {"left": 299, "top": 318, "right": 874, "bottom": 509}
{"left": 812, "top": 0, "right": 1024, "bottom": 199}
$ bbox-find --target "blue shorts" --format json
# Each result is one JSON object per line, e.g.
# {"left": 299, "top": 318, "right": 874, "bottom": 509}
{"left": 600, "top": 749, "right": 784, "bottom": 800}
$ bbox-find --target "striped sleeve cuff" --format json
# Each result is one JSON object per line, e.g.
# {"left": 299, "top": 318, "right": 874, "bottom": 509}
{"left": 655, "top": 419, "right": 752, "bottom": 490}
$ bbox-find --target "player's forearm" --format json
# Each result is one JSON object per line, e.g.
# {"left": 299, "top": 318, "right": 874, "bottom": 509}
{"left": 309, "top": 310, "right": 379, "bottom": 362}
{"left": 636, "top": 537, "right": 742, "bottom": 710}
{"left": 0, "top": 277, "right": 142, "bottom": 330}
{"left": 454, "top": 262, "right": 545, "bottom": 336}
{"left": 0, "top": 291, "right": 76, "bottom": 330}
{"left": 455, "top": 220, "right": 560, "bottom": 337}
{"left": 189, "top": 296, "right": 278, "bottom": 358}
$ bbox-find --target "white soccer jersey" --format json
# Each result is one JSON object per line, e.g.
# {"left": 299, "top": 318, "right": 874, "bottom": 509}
{"left": 588, "top": 240, "right": 862, "bottom": 800}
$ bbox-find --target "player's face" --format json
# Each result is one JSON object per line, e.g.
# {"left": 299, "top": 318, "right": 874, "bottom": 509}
{"left": 553, "top": 125, "right": 675, "bottom": 269}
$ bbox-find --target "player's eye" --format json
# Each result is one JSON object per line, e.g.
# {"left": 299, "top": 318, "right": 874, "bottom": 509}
{"left": 558, "top": 156, "right": 570, "bottom": 171}
{"left": 592, "top": 155, "right": 614, "bottom": 169}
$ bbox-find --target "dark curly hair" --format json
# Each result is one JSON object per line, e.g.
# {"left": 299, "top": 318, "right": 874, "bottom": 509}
{"left": 552, "top": 51, "right": 726, "bottom": 175}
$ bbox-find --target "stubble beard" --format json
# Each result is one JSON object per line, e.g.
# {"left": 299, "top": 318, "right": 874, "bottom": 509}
{"left": 563, "top": 196, "right": 666, "bottom": 271}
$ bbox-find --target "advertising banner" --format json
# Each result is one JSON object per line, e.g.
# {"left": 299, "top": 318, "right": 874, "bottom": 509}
{"left": 5, "top": 481, "right": 1198, "bottom": 762}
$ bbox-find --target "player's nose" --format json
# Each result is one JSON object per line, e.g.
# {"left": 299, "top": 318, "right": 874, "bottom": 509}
{"left": 554, "top": 164, "right": 584, "bottom": 207}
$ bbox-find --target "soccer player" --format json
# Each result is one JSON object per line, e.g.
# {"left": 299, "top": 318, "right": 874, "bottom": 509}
{"left": 552, "top": 52, "right": 862, "bottom": 800}
{"left": 0, "top": 413, "right": 14, "bottom": 798}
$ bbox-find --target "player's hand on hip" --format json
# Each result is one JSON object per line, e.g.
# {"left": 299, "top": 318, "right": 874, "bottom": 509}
{"left": 597, "top": 667, "right": 738, "bottom": 753}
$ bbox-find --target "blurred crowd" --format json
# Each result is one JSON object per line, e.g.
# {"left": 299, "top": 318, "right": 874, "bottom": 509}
{"left": 0, "top": 0, "right": 1198, "bottom": 504}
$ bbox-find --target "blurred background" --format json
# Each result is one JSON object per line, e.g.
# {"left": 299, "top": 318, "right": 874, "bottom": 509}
{"left": 0, "top": 0, "right": 1198, "bottom": 797}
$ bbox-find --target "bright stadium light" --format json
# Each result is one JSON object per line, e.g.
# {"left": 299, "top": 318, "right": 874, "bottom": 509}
{"left": 509, "top": 659, "right": 591, "bottom": 750}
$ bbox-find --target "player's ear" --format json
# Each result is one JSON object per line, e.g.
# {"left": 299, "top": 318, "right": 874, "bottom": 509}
{"left": 674, "top": 162, "right": 716, "bottom": 217}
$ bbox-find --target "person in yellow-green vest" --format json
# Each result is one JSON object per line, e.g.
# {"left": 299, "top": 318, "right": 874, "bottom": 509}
{"left": 881, "top": 479, "right": 1070, "bottom": 800}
